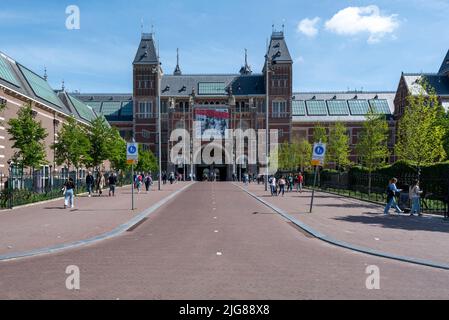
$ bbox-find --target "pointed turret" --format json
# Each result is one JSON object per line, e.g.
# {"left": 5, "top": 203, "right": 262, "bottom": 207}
{"left": 173, "top": 48, "right": 182, "bottom": 76}
{"left": 438, "top": 49, "right": 449, "bottom": 76}
{"left": 133, "top": 33, "right": 158, "bottom": 65}
{"left": 239, "top": 49, "right": 252, "bottom": 75}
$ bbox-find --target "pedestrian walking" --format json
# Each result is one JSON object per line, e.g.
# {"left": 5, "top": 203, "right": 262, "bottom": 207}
{"left": 169, "top": 172, "right": 175, "bottom": 184}
{"left": 63, "top": 178, "right": 75, "bottom": 209}
{"left": 108, "top": 172, "right": 117, "bottom": 197}
{"left": 136, "top": 173, "right": 143, "bottom": 194}
{"left": 145, "top": 172, "right": 153, "bottom": 192}
{"left": 162, "top": 171, "right": 168, "bottom": 185}
{"left": 409, "top": 180, "right": 424, "bottom": 216}
{"left": 296, "top": 172, "right": 304, "bottom": 193}
{"left": 278, "top": 176, "right": 286, "bottom": 197}
{"left": 96, "top": 172, "right": 105, "bottom": 196}
{"left": 287, "top": 174, "right": 294, "bottom": 192}
{"left": 384, "top": 178, "right": 404, "bottom": 215}
{"left": 86, "top": 171, "right": 94, "bottom": 197}
{"left": 269, "top": 176, "right": 277, "bottom": 196}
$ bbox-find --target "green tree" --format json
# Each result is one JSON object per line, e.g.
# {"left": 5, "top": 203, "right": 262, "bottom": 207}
{"left": 136, "top": 148, "right": 159, "bottom": 173}
{"left": 86, "top": 116, "right": 113, "bottom": 171}
{"left": 297, "top": 139, "right": 312, "bottom": 172}
{"left": 108, "top": 128, "right": 128, "bottom": 171}
{"left": 313, "top": 124, "right": 328, "bottom": 144}
{"left": 395, "top": 82, "right": 447, "bottom": 173}
{"left": 0, "top": 100, "right": 6, "bottom": 126}
{"left": 356, "top": 110, "right": 390, "bottom": 194}
{"left": 52, "top": 116, "right": 91, "bottom": 185}
{"left": 327, "top": 122, "right": 351, "bottom": 170}
{"left": 7, "top": 104, "right": 48, "bottom": 172}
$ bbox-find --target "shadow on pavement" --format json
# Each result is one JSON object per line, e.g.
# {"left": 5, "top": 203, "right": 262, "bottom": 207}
{"left": 334, "top": 214, "right": 449, "bottom": 233}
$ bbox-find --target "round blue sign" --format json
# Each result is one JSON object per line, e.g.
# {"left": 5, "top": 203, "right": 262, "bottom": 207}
{"left": 128, "top": 146, "right": 137, "bottom": 154}
{"left": 315, "top": 146, "right": 324, "bottom": 155}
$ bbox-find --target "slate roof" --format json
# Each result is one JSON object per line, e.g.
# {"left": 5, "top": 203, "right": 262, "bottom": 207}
{"left": 402, "top": 73, "right": 449, "bottom": 97}
{"left": 292, "top": 91, "right": 396, "bottom": 123}
{"left": 266, "top": 31, "right": 292, "bottom": 64}
{"left": 160, "top": 74, "right": 265, "bottom": 97}
{"left": 438, "top": 49, "right": 449, "bottom": 75}
{"left": 0, "top": 51, "right": 99, "bottom": 125}
{"left": 73, "top": 93, "right": 133, "bottom": 122}
{"left": 133, "top": 33, "right": 158, "bottom": 65}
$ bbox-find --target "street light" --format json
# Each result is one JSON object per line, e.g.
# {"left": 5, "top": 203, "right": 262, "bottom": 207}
{"left": 152, "top": 65, "right": 162, "bottom": 191}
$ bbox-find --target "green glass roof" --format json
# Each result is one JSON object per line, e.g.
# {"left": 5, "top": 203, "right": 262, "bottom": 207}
{"left": 18, "top": 64, "right": 63, "bottom": 108}
{"left": 121, "top": 101, "right": 133, "bottom": 116}
{"left": 101, "top": 101, "right": 122, "bottom": 116}
{"left": 306, "top": 100, "right": 328, "bottom": 116}
{"left": 69, "top": 95, "right": 96, "bottom": 122}
{"left": 198, "top": 82, "right": 226, "bottom": 95}
{"left": 292, "top": 100, "right": 306, "bottom": 116}
{"left": 0, "top": 55, "right": 21, "bottom": 87}
{"left": 369, "top": 99, "right": 391, "bottom": 114}
{"left": 86, "top": 101, "right": 103, "bottom": 113}
{"left": 327, "top": 100, "right": 349, "bottom": 116}
{"left": 348, "top": 100, "right": 370, "bottom": 115}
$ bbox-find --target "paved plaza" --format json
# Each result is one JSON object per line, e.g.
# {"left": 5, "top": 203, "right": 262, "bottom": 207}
{"left": 0, "top": 182, "right": 448, "bottom": 299}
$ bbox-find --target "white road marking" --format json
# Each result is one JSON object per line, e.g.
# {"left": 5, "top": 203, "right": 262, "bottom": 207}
{"left": 216, "top": 252, "right": 222, "bottom": 256}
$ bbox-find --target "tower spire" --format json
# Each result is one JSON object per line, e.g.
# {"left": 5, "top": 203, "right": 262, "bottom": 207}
{"left": 173, "top": 48, "right": 182, "bottom": 75}
{"left": 239, "top": 48, "right": 252, "bottom": 75}
{"left": 43, "top": 67, "right": 48, "bottom": 81}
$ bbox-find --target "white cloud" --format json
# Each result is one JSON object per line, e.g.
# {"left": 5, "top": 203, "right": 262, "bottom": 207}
{"left": 297, "top": 17, "right": 321, "bottom": 38}
{"left": 325, "top": 6, "right": 399, "bottom": 44}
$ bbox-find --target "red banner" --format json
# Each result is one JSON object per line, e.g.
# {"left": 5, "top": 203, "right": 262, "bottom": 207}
{"left": 195, "top": 108, "right": 229, "bottom": 119}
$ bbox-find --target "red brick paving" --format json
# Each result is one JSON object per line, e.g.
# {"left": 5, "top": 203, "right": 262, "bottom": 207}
{"left": 245, "top": 183, "right": 449, "bottom": 266}
{"left": 0, "top": 183, "right": 448, "bottom": 299}
{"left": 0, "top": 182, "right": 189, "bottom": 256}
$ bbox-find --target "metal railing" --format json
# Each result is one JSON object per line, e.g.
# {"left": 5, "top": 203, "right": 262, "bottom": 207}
{"left": 302, "top": 170, "right": 449, "bottom": 217}
{"left": 0, "top": 170, "right": 132, "bottom": 209}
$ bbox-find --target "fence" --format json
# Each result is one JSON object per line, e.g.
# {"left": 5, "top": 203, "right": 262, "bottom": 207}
{"left": 0, "top": 170, "right": 133, "bottom": 209}
{"left": 302, "top": 170, "right": 449, "bottom": 217}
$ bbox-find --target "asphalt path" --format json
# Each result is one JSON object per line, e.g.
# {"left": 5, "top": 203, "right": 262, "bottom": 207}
{"left": 0, "top": 183, "right": 448, "bottom": 299}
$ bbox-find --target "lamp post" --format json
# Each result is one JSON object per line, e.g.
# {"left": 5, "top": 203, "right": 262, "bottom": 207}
{"left": 152, "top": 65, "right": 162, "bottom": 191}
{"left": 265, "top": 55, "right": 270, "bottom": 192}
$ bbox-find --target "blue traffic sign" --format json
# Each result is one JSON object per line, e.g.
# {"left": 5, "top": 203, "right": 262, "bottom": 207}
{"left": 315, "top": 146, "right": 325, "bottom": 155}
{"left": 128, "top": 145, "right": 137, "bottom": 154}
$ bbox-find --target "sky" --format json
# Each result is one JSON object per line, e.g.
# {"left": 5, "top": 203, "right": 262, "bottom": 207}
{"left": 1, "top": 0, "right": 448, "bottom": 94}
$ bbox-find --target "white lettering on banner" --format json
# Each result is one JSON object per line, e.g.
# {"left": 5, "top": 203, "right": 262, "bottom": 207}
{"left": 66, "top": 5, "right": 81, "bottom": 30}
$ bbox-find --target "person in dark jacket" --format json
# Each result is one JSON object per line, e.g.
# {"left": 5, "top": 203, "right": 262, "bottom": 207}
{"left": 108, "top": 173, "right": 117, "bottom": 197}
{"left": 86, "top": 172, "right": 94, "bottom": 197}
{"left": 63, "top": 178, "right": 76, "bottom": 209}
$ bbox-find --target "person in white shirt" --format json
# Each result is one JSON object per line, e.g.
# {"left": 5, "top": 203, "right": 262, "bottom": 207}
{"left": 409, "top": 180, "right": 424, "bottom": 216}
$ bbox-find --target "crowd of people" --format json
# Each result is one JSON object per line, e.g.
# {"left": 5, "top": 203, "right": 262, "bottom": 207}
{"left": 62, "top": 171, "right": 119, "bottom": 209}
{"left": 267, "top": 173, "right": 304, "bottom": 196}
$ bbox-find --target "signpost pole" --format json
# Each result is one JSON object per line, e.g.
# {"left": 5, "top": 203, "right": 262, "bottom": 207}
{"left": 131, "top": 164, "right": 134, "bottom": 211}
{"left": 309, "top": 165, "right": 318, "bottom": 213}
{"left": 310, "top": 141, "right": 326, "bottom": 213}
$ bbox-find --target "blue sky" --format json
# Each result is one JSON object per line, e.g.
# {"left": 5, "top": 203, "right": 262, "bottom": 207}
{"left": 1, "top": 0, "right": 448, "bottom": 93}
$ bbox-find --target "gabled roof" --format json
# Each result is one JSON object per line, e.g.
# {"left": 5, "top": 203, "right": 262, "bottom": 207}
{"left": 133, "top": 33, "right": 158, "bottom": 65}
{"left": 266, "top": 31, "right": 292, "bottom": 64}
{"left": 0, "top": 51, "right": 99, "bottom": 123}
{"left": 438, "top": 49, "right": 449, "bottom": 75}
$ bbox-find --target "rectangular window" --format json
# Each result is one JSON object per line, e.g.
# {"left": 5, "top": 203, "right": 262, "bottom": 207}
{"left": 138, "top": 101, "right": 153, "bottom": 119}
{"left": 306, "top": 100, "right": 327, "bottom": 116}
{"left": 198, "top": 82, "right": 226, "bottom": 95}
{"left": 272, "top": 101, "right": 287, "bottom": 118}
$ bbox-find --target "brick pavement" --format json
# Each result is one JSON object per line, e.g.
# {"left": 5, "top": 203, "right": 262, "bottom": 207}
{"left": 1, "top": 182, "right": 448, "bottom": 299}
{"left": 0, "top": 182, "right": 190, "bottom": 257}
{"left": 243, "top": 183, "right": 449, "bottom": 266}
